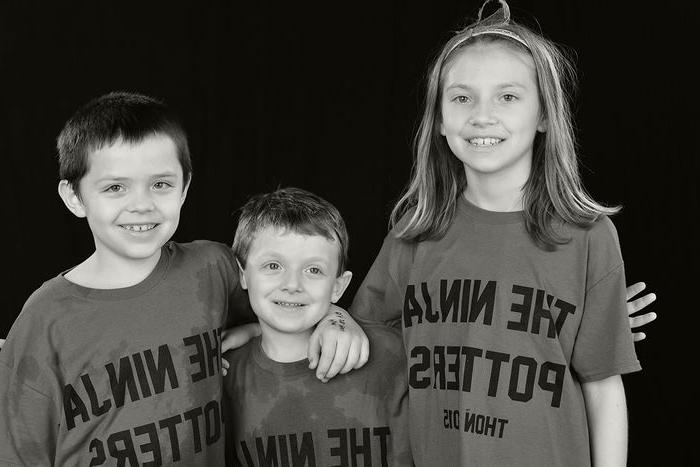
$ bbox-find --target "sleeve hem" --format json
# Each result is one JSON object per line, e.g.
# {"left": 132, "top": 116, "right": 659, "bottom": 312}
{"left": 577, "top": 361, "right": 642, "bottom": 383}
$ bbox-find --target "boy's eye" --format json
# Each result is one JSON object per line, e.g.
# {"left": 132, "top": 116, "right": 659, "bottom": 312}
{"left": 306, "top": 266, "right": 323, "bottom": 275}
{"left": 264, "top": 262, "right": 282, "bottom": 271}
{"left": 501, "top": 94, "right": 518, "bottom": 102}
{"left": 153, "top": 181, "right": 173, "bottom": 190}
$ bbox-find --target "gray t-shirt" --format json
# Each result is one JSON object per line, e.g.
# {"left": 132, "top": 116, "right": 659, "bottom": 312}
{"left": 223, "top": 325, "right": 412, "bottom": 466}
{"left": 351, "top": 198, "right": 641, "bottom": 467}
{"left": 0, "top": 241, "right": 238, "bottom": 466}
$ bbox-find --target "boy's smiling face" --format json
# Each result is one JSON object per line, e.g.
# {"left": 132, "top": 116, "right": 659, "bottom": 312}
{"left": 240, "top": 227, "right": 352, "bottom": 339}
{"left": 62, "top": 134, "right": 189, "bottom": 266}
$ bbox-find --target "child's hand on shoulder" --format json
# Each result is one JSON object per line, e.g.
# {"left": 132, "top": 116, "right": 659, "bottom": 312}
{"left": 308, "top": 305, "right": 369, "bottom": 382}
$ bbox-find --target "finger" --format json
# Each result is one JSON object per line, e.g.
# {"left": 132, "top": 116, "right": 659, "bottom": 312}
{"left": 626, "top": 282, "right": 646, "bottom": 301}
{"left": 340, "top": 340, "right": 360, "bottom": 374}
{"left": 316, "top": 336, "right": 337, "bottom": 381}
{"left": 355, "top": 336, "right": 370, "bottom": 369}
{"left": 632, "top": 332, "right": 646, "bottom": 342}
{"left": 307, "top": 331, "right": 322, "bottom": 369}
{"left": 628, "top": 293, "right": 657, "bottom": 315}
{"left": 629, "top": 311, "right": 657, "bottom": 329}
{"left": 222, "top": 358, "right": 230, "bottom": 370}
{"left": 326, "top": 338, "right": 351, "bottom": 380}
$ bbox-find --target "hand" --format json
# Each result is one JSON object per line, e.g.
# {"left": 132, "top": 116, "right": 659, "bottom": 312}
{"left": 626, "top": 282, "right": 657, "bottom": 342}
{"left": 0, "top": 338, "right": 4, "bottom": 350}
{"left": 220, "top": 323, "right": 261, "bottom": 376}
{"left": 308, "top": 305, "right": 369, "bottom": 382}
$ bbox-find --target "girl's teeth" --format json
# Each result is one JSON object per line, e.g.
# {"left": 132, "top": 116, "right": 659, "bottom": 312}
{"left": 469, "top": 137, "right": 501, "bottom": 146}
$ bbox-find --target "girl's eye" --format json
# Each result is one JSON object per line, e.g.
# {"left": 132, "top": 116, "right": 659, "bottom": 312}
{"left": 502, "top": 94, "right": 518, "bottom": 102}
{"left": 454, "top": 95, "right": 470, "bottom": 104}
{"left": 264, "top": 262, "right": 282, "bottom": 271}
{"left": 104, "top": 185, "right": 124, "bottom": 193}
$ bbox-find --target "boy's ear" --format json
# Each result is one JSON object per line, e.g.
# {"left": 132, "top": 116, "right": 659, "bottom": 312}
{"left": 180, "top": 176, "right": 191, "bottom": 206}
{"left": 58, "top": 180, "right": 87, "bottom": 218}
{"left": 235, "top": 258, "right": 248, "bottom": 290}
{"left": 330, "top": 271, "right": 353, "bottom": 304}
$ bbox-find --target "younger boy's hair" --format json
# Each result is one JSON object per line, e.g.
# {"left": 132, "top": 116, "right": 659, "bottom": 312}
{"left": 57, "top": 91, "right": 192, "bottom": 196}
{"left": 233, "top": 187, "right": 349, "bottom": 276}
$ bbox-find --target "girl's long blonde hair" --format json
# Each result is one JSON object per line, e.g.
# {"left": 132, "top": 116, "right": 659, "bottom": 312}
{"left": 391, "top": 12, "right": 619, "bottom": 250}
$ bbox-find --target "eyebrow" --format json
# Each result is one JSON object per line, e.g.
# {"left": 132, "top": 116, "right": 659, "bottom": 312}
{"left": 95, "top": 172, "right": 179, "bottom": 183}
{"left": 445, "top": 82, "right": 528, "bottom": 91}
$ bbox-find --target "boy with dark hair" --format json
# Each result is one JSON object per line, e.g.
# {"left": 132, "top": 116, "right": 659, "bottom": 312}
{"left": 224, "top": 187, "right": 412, "bottom": 466}
{"left": 0, "top": 93, "right": 366, "bottom": 466}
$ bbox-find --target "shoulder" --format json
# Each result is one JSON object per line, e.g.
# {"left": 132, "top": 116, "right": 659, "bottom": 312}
{"left": 166, "top": 240, "right": 236, "bottom": 269}
{"left": 167, "top": 239, "right": 232, "bottom": 258}
{"left": 13, "top": 275, "right": 74, "bottom": 328}
{"left": 560, "top": 215, "right": 619, "bottom": 244}
{"left": 556, "top": 215, "right": 622, "bottom": 259}
{"left": 0, "top": 276, "right": 68, "bottom": 370}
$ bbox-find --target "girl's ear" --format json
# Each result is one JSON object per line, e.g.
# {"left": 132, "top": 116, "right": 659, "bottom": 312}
{"left": 235, "top": 258, "right": 248, "bottom": 289}
{"left": 58, "top": 180, "right": 87, "bottom": 218}
{"left": 330, "top": 271, "right": 353, "bottom": 303}
{"left": 537, "top": 113, "right": 548, "bottom": 133}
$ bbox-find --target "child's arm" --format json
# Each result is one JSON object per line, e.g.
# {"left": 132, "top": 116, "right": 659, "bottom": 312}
{"left": 582, "top": 375, "right": 628, "bottom": 467}
{"left": 307, "top": 304, "right": 369, "bottom": 382}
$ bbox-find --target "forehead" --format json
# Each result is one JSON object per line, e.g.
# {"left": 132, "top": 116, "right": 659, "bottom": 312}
{"left": 86, "top": 134, "right": 182, "bottom": 177}
{"left": 443, "top": 41, "right": 537, "bottom": 89}
{"left": 248, "top": 227, "right": 339, "bottom": 261}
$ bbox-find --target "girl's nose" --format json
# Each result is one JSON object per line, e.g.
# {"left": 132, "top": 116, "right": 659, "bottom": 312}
{"left": 468, "top": 101, "right": 498, "bottom": 126}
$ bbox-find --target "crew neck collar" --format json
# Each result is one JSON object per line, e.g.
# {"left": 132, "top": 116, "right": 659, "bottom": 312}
{"left": 58, "top": 244, "right": 172, "bottom": 301}
{"left": 459, "top": 195, "right": 525, "bottom": 225}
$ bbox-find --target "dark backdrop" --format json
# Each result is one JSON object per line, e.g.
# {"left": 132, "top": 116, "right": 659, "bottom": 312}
{"left": 1, "top": 1, "right": 695, "bottom": 464}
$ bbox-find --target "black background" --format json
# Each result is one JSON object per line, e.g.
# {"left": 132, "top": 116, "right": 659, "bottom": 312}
{"left": 1, "top": 1, "right": 695, "bottom": 464}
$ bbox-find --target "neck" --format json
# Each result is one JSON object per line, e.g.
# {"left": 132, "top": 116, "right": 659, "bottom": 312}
{"left": 463, "top": 164, "right": 530, "bottom": 212}
{"left": 66, "top": 247, "right": 162, "bottom": 289}
{"left": 259, "top": 328, "right": 312, "bottom": 363}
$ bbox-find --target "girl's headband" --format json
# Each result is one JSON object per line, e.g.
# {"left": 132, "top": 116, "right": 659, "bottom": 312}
{"left": 446, "top": 0, "right": 530, "bottom": 56}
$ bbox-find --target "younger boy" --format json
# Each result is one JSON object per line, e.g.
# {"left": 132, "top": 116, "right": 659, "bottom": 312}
{"left": 224, "top": 187, "right": 412, "bottom": 466}
{"left": 0, "top": 93, "right": 366, "bottom": 466}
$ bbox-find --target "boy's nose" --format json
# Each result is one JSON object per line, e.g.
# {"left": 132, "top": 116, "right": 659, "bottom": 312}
{"left": 127, "top": 189, "right": 156, "bottom": 212}
{"left": 281, "top": 270, "right": 303, "bottom": 293}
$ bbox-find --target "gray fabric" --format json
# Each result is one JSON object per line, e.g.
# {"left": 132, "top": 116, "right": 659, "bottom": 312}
{"left": 350, "top": 198, "right": 640, "bottom": 466}
{"left": 224, "top": 325, "right": 412, "bottom": 466}
{"left": 0, "top": 241, "right": 237, "bottom": 466}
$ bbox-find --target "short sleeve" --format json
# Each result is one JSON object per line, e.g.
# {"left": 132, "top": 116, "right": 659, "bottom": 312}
{"left": 570, "top": 218, "right": 641, "bottom": 382}
{"left": 350, "top": 232, "right": 413, "bottom": 328}
{"left": 0, "top": 297, "right": 61, "bottom": 465}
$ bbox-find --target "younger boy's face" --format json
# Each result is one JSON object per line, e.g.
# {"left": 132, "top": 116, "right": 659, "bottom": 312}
{"left": 240, "top": 227, "right": 351, "bottom": 337}
{"left": 65, "top": 134, "right": 188, "bottom": 265}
